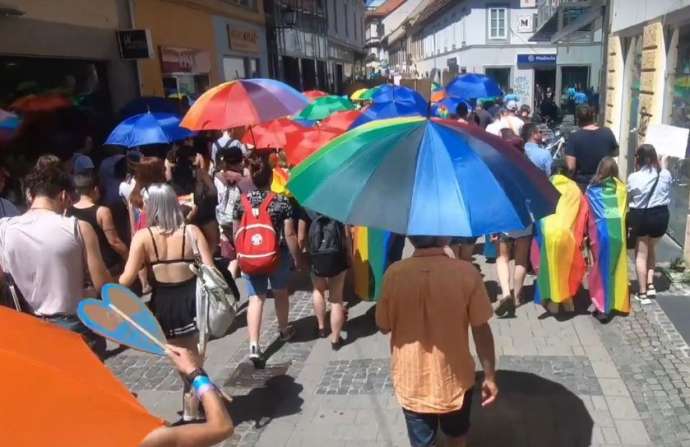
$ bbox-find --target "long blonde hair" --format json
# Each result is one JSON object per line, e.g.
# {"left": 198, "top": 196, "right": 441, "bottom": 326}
{"left": 590, "top": 156, "right": 620, "bottom": 186}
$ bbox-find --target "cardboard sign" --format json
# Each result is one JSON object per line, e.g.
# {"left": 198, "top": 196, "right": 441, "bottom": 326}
{"left": 644, "top": 124, "right": 690, "bottom": 158}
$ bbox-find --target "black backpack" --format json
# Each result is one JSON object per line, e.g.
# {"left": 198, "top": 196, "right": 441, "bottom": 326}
{"left": 308, "top": 215, "right": 347, "bottom": 277}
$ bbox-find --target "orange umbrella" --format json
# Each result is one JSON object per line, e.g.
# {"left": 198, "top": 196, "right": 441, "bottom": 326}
{"left": 303, "top": 90, "right": 328, "bottom": 102}
{"left": 9, "top": 94, "right": 73, "bottom": 113}
{"left": 319, "top": 110, "right": 363, "bottom": 132}
{"left": 284, "top": 127, "right": 342, "bottom": 166}
{"left": 0, "top": 307, "right": 163, "bottom": 446}
{"left": 241, "top": 118, "right": 306, "bottom": 149}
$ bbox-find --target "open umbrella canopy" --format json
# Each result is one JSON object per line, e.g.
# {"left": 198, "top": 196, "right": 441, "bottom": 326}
{"left": 289, "top": 116, "right": 559, "bottom": 236}
{"left": 351, "top": 85, "right": 428, "bottom": 127}
{"left": 350, "top": 88, "right": 369, "bottom": 101}
{"left": 180, "top": 78, "right": 308, "bottom": 131}
{"left": 0, "top": 307, "right": 163, "bottom": 446}
{"left": 296, "top": 95, "right": 355, "bottom": 121}
{"left": 106, "top": 112, "right": 194, "bottom": 148}
{"left": 446, "top": 73, "right": 503, "bottom": 102}
{"left": 241, "top": 117, "right": 306, "bottom": 149}
{"left": 319, "top": 110, "right": 364, "bottom": 132}
{"left": 303, "top": 90, "right": 328, "bottom": 101}
{"left": 284, "top": 126, "right": 342, "bottom": 166}
{"left": 9, "top": 93, "right": 73, "bottom": 113}
{"left": 360, "top": 85, "right": 383, "bottom": 101}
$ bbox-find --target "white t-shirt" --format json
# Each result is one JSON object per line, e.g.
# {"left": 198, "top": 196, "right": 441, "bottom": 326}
{"left": 486, "top": 120, "right": 508, "bottom": 136}
{"left": 119, "top": 177, "right": 136, "bottom": 202}
{"left": 627, "top": 167, "right": 672, "bottom": 209}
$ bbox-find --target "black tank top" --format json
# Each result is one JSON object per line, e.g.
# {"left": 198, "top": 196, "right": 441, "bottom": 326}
{"left": 67, "top": 205, "right": 120, "bottom": 268}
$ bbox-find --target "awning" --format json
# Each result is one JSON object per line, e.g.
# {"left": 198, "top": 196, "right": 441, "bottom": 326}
{"left": 549, "top": 6, "right": 602, "bottom": 43}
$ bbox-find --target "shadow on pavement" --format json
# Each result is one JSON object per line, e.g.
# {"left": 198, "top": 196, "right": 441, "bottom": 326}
{"left": 467, "top": 370, "right": 593, "bottom": 447}
{"left": 343, "top": 304, "right": 377, "bottom": 346}
{"left": 226, "top": 373, "right": 304, "bottom": 429}
{"left": 536, "top": 286, "right": 593, "bottom": 322}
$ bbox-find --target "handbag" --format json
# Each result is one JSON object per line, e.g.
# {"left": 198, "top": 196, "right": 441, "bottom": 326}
{"left": 187, "top": 227, "right": 239, "bottom": 350}
{"left": 626, "top": 173, "right": 660, "bottom": 247}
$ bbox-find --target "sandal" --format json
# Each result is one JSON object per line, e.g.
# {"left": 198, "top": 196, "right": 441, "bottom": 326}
{"left": 279, "top": 325, "right": 296, "bottom": 342}
{"left": 647, "top": 284, "right": 656, "bottom": 298}
{"left": 495, "top": 296, "right": 516, "bottom": 318}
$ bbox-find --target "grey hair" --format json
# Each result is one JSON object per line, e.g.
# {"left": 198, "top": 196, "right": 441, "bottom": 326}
{"left": 144, "top": 183, "right": 185, "bottom": 233}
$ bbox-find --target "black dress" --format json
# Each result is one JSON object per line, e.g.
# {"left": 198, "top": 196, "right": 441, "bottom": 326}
{"left": 68, "top": 205, "right": 120, "bottom": 269}
{"left": 147, "top": 227, "right": 198, "bottom": 339}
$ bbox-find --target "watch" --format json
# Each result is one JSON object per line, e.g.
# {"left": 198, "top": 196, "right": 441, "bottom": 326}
{"left": 185, "top": 368, "right": 208, "bottom": 384}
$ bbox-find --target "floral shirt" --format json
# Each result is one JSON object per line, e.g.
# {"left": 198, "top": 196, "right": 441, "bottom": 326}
{"left": 232, "top": 190, "right": 293, "bottom": 235}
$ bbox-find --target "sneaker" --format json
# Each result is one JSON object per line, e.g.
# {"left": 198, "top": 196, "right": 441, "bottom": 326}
{"left": 633, "top": 293, "right": 652, "bottom": 305}
{"left": 249, "top": 344, "right": 263, "bottom": 368}
{"left": 647, "top": 284, "right": 657, "bottom": 298}
{"left": 279, "top": 325, "right": 296, "bottom": 342}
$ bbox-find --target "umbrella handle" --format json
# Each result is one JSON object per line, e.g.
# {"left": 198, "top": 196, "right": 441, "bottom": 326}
{"left": 249, "top": 125, "right": 257, "bottom": 148}
{"left": 108, "top": 303, "right": 167, "bottom": 352}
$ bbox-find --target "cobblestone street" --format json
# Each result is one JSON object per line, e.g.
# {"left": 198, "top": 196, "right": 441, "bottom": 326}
{"left": 106, "top": 244, "right": 690, "bottom": 447}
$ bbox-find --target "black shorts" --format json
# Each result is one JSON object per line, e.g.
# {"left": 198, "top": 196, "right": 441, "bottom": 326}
{"left": 402, "top": 388, "right": 474, "bottom": 447}
{"left": 628, "top": 206, "right": 669, "bottom": 239}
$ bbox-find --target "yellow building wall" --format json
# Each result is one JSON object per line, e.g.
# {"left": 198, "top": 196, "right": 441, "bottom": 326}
{"left": 1, "top": 0, "right": 120, "bottom": 28}
{"left": 133, "top": 0, "right": 265, "bottom": 96}
{"left": 604, "top": 36, "right": 623, "bottom": 139}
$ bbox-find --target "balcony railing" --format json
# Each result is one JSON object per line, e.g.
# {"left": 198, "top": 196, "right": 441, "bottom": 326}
{"left": 537, "top": 0, "right": 590, "bottom": 29}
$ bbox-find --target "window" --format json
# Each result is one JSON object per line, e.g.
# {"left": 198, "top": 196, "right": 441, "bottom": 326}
{"left": 222, "top": 56, "right": 260, "bottom": 80}
{"left": 333, "top": 0, "right": 338, "bottom": 32}
{"left": 344, "top": 3, "right": 349, "bottom": 37}
{"left": 488, "top": 7, "right": 507, "bottom": 40}
{"left": 485, "top": 67, "right": 511, "bottom": 93}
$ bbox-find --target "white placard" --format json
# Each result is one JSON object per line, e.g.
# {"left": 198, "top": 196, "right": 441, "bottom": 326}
{"left": 644, "top": 124, "right": 690, "bottom": 159}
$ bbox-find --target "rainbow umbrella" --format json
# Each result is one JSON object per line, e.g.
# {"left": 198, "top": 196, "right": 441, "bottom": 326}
{"left": 303, "top": 90, "right": 328, "bottom": 102}
{"left": 288, "top": 116, "right": 559, "bottom": 236}
{"left": 296, "top": 95, "right": 355, "bottom": 121}
{"left": 180, "top": 79, "right": 308, "bottom": 131}
{"left": 430, "top": 81, "right": 446, "bottom": 102}
{"left": 360, "top": 85, "right": 383, "bottom": 101}
{"left": 105, "top": 112, "right": 195, "bottom": 148}
{"left": 319, "top": 110, "right": 364, "bottom": 132}
{"left": 240, "top": 117, "right": 306, "bottom": 149}
{"left": 284, "top": 126, "right": 342, "bottom": 166}
{"left": 350, "top": 88, "right": 368, "bottom": 101}
{"left": 351, "top": 85, "right": 427, "bottom": 127}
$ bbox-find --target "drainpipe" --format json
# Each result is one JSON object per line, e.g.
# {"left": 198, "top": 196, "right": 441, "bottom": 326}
{"left": 599, "top": 0, "right": 611, "bottom": 126}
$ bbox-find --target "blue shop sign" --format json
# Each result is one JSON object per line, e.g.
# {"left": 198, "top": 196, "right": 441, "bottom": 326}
{"left": 517, "top": 54, "right": 557, "bottom": 67}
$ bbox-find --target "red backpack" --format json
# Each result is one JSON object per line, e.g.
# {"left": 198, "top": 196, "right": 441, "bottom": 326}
{"left": 234, "top": 193, "right": 280, "bottom": 275}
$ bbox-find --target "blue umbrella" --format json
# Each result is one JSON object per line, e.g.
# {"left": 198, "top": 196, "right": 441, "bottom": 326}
{"left": 446, "top": 73, "right": 503, "bottom": 102}
{"left": 351, "top": 85, "right": 428, "bottom": 127}
{"left": 289, "top": 116, "right": 559, "bottom": 236}
{"left": 431, "top": 97, "right": 472, "bottom": 118}
{"left": 105, "top": 113, "right": 195, "bottom": 148}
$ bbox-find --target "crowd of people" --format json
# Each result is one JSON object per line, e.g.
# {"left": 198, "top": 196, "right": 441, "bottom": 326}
{"left": 0, "top": 89, "right": 674, "bottom": 446}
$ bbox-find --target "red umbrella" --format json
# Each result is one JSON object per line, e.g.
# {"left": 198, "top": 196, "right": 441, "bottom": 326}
{"left": 284, "top": 127, "right": 342, "bottom": 166}
{"left": 303, "top": 90, "right": 328, "bottom": 102}
{"left": 241, "top": 118, "right": 306, "bottom": 149}
{"left": 319, "top": 110, "right": 363, "bottom": 132}
{"left": 10, "top": 94, "right": 73, "bottom": 113}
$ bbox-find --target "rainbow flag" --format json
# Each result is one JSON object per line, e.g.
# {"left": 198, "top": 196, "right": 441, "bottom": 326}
{"left": 586, "top": 177, "right": 630, "bottom": 314}
{"left": 271, "top": 167, "right": 292, "bottom": 197}
{"left": 530, "top": 175, "right": 588, "bottom": 304}
{"left": 351, "top": 227, "right": 403, "bottom": 301}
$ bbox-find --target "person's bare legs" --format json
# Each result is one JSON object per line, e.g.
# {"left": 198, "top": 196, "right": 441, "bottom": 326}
{"left": 635, "top": 236, "right": 650, "bottom": 295}
{"left": 495, "top": 240, "right": 512, "bottom": 299}
{"left": 170, "top": 333, "right": 201, "bottom": 420}
{"left": 247, "top": 294, "right": 266, "bottom": 345}
{"left": 513, "top": 237, "right": 531, "bottom": 304}
{"left": 312, "top": 276, "right": 328, "bottom": 332}
{"left": 647, "top": 237, "right": 659, "bottom": 289}
{"left": 273, "top": 288, "right": 291, "bottom": 332}
{"left": 443, "top": 435, "right": 467, "bottom": 447}
{"left": 201, "top": 220, "right": 220, "bottom": 256}
{"left": 328, "top": 271, "right": 347, "bottom": 343}
{"left": 459, "top": 243, "right": 474, "bottom": 262}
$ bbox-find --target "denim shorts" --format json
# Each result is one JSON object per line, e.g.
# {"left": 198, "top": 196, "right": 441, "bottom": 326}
{"left": 242, "top": 247, "right": 292, "bottom": 296}
{"left": 402, "top": 388, "right": 474, "bottom": 447}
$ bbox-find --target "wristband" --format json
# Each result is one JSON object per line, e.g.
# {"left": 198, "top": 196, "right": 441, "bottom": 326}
{"left": 192, "top": 375, "right": 215, "bottom": 398}
{"left": 185, "top": 368, "right": 208, "bottom": 384}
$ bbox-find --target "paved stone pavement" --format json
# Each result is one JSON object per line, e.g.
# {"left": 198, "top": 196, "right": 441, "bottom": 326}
{"left": 107, "top": 246, "right": 690, "bottom": 446}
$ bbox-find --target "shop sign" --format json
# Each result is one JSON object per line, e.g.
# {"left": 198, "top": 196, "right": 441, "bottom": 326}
{"left": 517, "top": 54, "right": 557, "bottom": 67}
{"left": 116, "top": 29, "right": 153, "bottom": 59}
{"left": 159, "top": 47, "right": 211, "bottom": 74}
{"left": 228, "top": 26, "right": 259, "bottom": 53}
{"left": 517, "top": 15, "right": 534, "bottom": 33}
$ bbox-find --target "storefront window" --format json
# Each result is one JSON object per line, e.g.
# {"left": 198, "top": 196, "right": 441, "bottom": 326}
{"left": 664, "top": 26, "right": 690, "bottom": 245}
{"left": 485, "top": 67, "right": 511, "bottom": 94}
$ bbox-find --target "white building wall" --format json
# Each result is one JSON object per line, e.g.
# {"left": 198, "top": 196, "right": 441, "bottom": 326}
{"left": 610, "top": 0, "right": 690, "bottom": 33}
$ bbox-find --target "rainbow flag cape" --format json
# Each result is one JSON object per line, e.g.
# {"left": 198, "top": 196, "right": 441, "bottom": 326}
{"left": 585, "top": 177, "right": 630, "bottom": 314}
{"left": 351, "top": 227, "right": 403, "bottom": 301}
{"left": 530, "top": 175, "right": 588, "bottom": 304}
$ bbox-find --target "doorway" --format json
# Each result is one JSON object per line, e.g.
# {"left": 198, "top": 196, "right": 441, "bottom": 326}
{"left": 534, "top": 68, "right": 556, "bottom": 109}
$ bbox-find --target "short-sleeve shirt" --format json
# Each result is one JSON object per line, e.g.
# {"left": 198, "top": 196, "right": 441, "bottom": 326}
{"left": 627, "top": 167, "right": 672, "bottom": 209}
{"left": 232, "top": 190, "right": 293, "bottom": 235}
{"left": 375, "top": 248, "right": 493, "bottom": 413}
{"left": 524, "top": 142, "right": 552, "bottom": 176}
{"left": 565, "top": 127, "right": 619, "bottom": 184}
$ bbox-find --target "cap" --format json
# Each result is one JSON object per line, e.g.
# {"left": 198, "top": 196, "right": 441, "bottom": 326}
{"left": 506, "top": 100, "right": 519, "bottom": 111}
{"left": 73, "top": 154, "right": 95, "bottom": 174}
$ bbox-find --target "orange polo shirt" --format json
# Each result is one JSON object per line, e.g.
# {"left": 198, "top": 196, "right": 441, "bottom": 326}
{"left": 375, "top": 248, "right": 493, "bottom": 414}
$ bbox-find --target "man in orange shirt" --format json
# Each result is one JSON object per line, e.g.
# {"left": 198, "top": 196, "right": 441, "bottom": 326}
{"left": 376, "top": 236, "right": 498, "bottom": 447}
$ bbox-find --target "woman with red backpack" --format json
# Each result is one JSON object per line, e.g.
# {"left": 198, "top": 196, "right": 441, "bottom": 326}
{"left": 232, "top": 152, "right": 303, "bottom": 367}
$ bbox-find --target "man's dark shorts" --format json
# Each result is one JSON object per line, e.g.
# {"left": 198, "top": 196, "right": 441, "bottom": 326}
{"left": 402, "top": 388, "right": 474, "bottom": 447}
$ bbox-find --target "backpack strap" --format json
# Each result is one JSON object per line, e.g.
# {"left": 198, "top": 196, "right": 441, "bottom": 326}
{"left": 260, "top": 192, "right": 275, "bottom": 215}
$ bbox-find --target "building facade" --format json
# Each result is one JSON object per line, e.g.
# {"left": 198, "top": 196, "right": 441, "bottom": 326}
{"left": 0, "top": 0, "right": 138, "bottom": 114}
{"left": 384, "top": 0, "right": 602, "bottom": 110}
{"left": 365, "top": 0, "right": 423, "bottom": 75}
{"left": 265, "top": 0, "right": 366, "bottom": 94}
{"left": 132, "top": 0, "right": 268, "bottom": 98}
{"left": 604, "top": 0, "right": 690, "bottom": 256}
